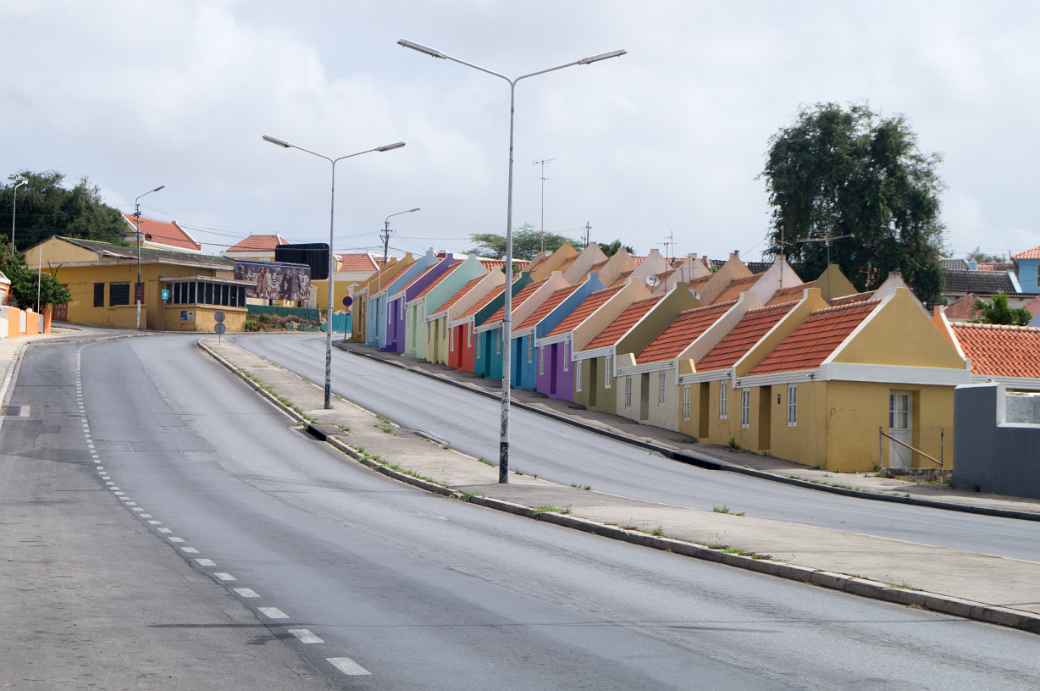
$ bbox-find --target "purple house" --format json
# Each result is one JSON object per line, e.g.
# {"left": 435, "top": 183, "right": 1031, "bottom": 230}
{"left": 385, "top": 253, "right": 455, "bottom": 353}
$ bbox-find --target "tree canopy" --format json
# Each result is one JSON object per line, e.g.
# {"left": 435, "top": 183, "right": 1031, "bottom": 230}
{"left": 966, "top": 246, "right": 1006, "bottom": 264}
{"left": 762, "top": 103, "right": 945, "bottom": 304}
{"left": 1, "top": 240, "right": 70, "bottom": 308}
{"left": 974, "top": 293, "right": 1031, "bottom": 326}
{"left": 598, "top": 239, "right": 634, "bottom": 256}
{"left": 0, "top": 171, "right": 128, "bottom": 252}
{"left": 468, "top": 223, "right": 577, "bottom": 260}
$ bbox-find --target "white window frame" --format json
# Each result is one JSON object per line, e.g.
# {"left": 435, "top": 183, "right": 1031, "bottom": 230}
{"left": 624, "top": 375, "right": 632, "bottom": 408}
{"left": 719, "top": 383, "right": 728, "bottom": 420}
{"left": 605, "top": 355, "right": 613, "bottom": 389}
{"left": 563, "top": 340, "right": 569, "bottom": 372}
{"left": 528, "top": 336, "right": 534, "bottom": 363}
{"left": 682, "top": 385, "right": 691, "bottom": 420}
{"left": 467, "top": 323, "right": 472, "bottom": 348}
{"left": 657, "top": 371, "right": 667, "bottom": 405}
{"left": 449, "top": 326, "right": 454, "bottom": 353}
{"left": 575, "top": 359, "right": 583, "bottom": 392}
{"left": 539, "top": 345, "right": 546, "bottom": 375}
{"left": 495, "top": 328, "right": 501, "bottom": 355}
{"left": 787, "top": 383, "right": 798, "bottom": 427}
{"left": 740, "top": 389, "right": 751, "bottom": 428}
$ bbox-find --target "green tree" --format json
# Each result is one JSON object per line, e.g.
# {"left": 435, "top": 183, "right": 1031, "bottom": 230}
{"left": 597, "top": 239, "right": 634, "bottom": 256}
{"left": 0, "top": 240, "right": 70, "bottom": 308}
{"left": 966, "top": 246, "right": 1006, "bottom": 264}
{"left": 0, "top": 171, "right": 128, "bottom": 252}
{"left": 762, "top": 103, "right": 945, "bottom": 303}
{"left": 468, "top": 223, "right": 577, "bottom": 260}
{"left": 974, "top": 293, "right": 1031, "bottom": 326}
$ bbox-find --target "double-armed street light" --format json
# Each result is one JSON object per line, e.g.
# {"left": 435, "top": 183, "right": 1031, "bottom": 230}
{"left": 134, "top": 185, "right": 165, "bottom": 330}
{"left": 262, "top": 134, "right": 406, "bottom": 410}
{"left": 398, "top": 38, "right": 626, "bottom": 483}
{"left": 10, "top": 177, "right": 27, "bottom": 250}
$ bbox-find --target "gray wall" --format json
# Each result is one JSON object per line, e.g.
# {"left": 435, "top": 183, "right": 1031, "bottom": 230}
{"left": 953, "top": 385, "right": 1040, "bottom": 499}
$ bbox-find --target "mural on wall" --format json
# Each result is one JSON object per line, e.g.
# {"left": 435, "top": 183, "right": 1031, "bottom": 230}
{"left": 234, "top": 261, "right": 311, "bottom": 302}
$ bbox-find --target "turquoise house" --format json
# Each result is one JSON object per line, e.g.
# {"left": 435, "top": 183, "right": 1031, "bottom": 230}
{"left": 510, "top": 275, "right": 604, "bottom": 390}
{"left": 474, "top": 274, "right": 531, "bottom": 379}
{"left": 1013, "top": 246, "right": 1040, "bottom": 294}
{"left": 406, "top": 254, "right": 485, "bottom": 360}
{"left": 379, "top": 249, "right": 438, "bottom": 351}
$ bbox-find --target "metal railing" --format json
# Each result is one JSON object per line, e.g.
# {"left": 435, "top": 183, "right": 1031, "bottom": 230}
{"left": 879, "top": 427, "right": 944, "bottom": 472}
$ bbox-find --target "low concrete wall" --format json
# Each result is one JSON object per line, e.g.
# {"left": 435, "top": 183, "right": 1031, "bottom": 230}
{"left": 953, "top": 384, "right": 1040, "bottom": 498}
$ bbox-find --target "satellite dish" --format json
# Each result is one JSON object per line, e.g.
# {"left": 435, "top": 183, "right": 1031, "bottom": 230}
{"left": 645, "top": 274, "right": 660, "bottom": 289}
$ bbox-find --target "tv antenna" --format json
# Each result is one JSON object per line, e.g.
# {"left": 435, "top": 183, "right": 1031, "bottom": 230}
{"left": 659, "top": 231, "right": 677, "bottom": 262}
{"left": 533, "top": 157, "right": 555, "bottom": 253}
{"left": 798, "top": 228, "right": 852, "bottom": 265}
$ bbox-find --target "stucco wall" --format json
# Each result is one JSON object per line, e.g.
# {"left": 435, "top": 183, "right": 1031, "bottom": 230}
{"left": 953, "top": 384, "right": 1040, "bottom": 498}
{"left": 535, "top": 340, "right": 575, "bottom": 399}
{"left": 573, "top": 355, "right": 615, "bottom": 414}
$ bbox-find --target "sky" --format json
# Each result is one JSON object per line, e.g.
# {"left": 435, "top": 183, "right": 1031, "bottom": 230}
{"left": 2, "top": 1, "right": 1037, "bottom": 261}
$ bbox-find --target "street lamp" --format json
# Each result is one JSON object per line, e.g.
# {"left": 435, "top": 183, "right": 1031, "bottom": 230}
{"left": 380, "top": 207, "right": 421, "bottom": 266}
{"left": 399, "top": 39, "right": 626, "bottom": 484}
{"left": 10, "top": 177, "right": 27, "bottom": 249}
{"left": 262, "top": 134, "right": 406, "bottom": 410}
{"left": 133, "top": 185, "right": 165, "bottom": 330}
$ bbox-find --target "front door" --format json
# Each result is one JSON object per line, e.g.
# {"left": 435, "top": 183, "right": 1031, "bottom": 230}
{"left": 549, "top": 343, "right": 559, "bottom": 394}
{"left": 888, "top": 391, "right": 913, "bottom": 470}
{"left": 698, "top": 382, "right": 710, "bottom": 438}
{"left": 758, "top": 386, "right": 772, "bottom": 451}
{"left": 639, "top": 372, "right": 650, "bottom": 420}
{"left": 588, "top": 359, "right": 598, "bottom": 407}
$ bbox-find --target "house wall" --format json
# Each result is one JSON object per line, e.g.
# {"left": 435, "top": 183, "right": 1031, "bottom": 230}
{"left": 1016, "top": 258, "right": 1040, "bottom": 294}
{"left": 646, "top": 368, "right": 680, "bottom": 431}
{"left": 450, "top": 322, "right": 477, "bottom": 372}
{"left": 616, "top": 372, "right": 643, "bottom": 420}
{"left": 763, "top": 381, "right": 829, "bottom": 466}
{"left": 953, "top": 384, "right": 1040, "bottom": 498}
{"left": 534, "top": 339, "right": 576, "bottom": 399}
{"left": 514, "top": 333, "right": 537, "bottom": 389}
{"left": 405, "top": 301, "right": 426, "bottom": 358}
{"left": 475, "top": 325, "right": 504, "bottom": 379}
{"left": 574, "top": 355, "right": 616, "bottom": 414}
{"left": 162, "top": 304, "right": 247, "bottom": 332}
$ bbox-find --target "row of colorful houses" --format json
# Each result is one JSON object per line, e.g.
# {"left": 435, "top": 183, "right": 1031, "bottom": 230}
{"left": 350, "top": 243, "right": 1040, "bottom": 474}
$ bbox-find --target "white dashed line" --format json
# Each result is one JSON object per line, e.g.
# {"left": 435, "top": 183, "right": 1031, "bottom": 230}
{"left": 168, "top": 537, "right": 185, "bottom": 543}
{"left": 195, "top": 558, "right": 216, "bottom": 567}
{"left": 214, "top": 572, "right": 236, "bottom": 582}
{"left": 140, "top": 513, "right": 152, "bottom": 518}
{"left": 133, "top": 508, "right": 145, "bottom": 513}
{"left": 124, "top": 501, "right": 137, "bottom": 506}
{"left": 258, "top": 607, "right": 288, "bottom": 620}
{"left": 327, "top": 657, "right": 370, "bottom": 677}
{"left": 233, "top": 587, "right": 260, "bottom": 598}
{"left": 157, "top": 527, "right": 172, "bottom": 534}
{"left": 112, "top": 491, "right": 124, "bottom": 496}
{"left": 288, "top": 628, "right": 324, "bottom": 644}
{"left": 180, "top": 546, "right": 199, "bottom": 554}
{"left": 147, "top": 520, "right": 161, "bottom": 525}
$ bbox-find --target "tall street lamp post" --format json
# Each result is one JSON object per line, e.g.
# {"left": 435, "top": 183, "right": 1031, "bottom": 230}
{"left": 133, "top": 185, "right": 165, "bottom": 330}
{"left": 398, "top": 39, "right": 626, "bottom": 484}
{"left": 262, "top": 134, "right": 406, "bottom": 410}
{"left": 380, "top": 207, "right": 421, "bottom": 267}
{"left": 10, "top": 177, "right": 27, "bottom": 250}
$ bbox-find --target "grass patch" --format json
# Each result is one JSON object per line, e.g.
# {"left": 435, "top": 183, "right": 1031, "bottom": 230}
{"left": 477, "top": 457, "right": 495, "bottom": 467}
{"left": 570, "top": 483, "right": 593, "bottom": 491}
{"left": 712, "top": 504, "right": 745, "bottom": 516}
{"left": 728, "top": 437, "right": 740, "bottom": 450}
{"left": 374, "top": 414, "right": 396, "bottom": 435}
{"left": 650, "top": 526, "right": 664, "bottom": 537}
{"left": 532, "top": 505, "right": 570, "bottom": 515}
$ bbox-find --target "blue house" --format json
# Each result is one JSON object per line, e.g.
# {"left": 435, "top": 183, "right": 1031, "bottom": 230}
{"left": 509, "top": 275, "right": 604, "bottom": 390}
{"left": 372, "top": 249, "right": 437, "bottom": 350}
{"left": 474, "top": 274, "right": 531, "bottom": 379}
{"left": 1014, "top": 246, "right": 1040, "bottom": 295}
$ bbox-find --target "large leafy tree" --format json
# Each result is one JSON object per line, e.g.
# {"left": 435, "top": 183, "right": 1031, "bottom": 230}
{"left": 598, "top": 239, "right": 634, "bottom": 256}
{"left": 762, "top": 103, "right": 945, "bottom": 303}
{"left": 469, "top": 223, "right": 578, "bottom": 260}
{"left": 0, "top": 240, "right": 70, "bottom": 308}
{"left": 0, "top": 171, "right": 128, "bottom": 252}
{"left": 975, "top": 293, "right": 1031, "bottom": 326}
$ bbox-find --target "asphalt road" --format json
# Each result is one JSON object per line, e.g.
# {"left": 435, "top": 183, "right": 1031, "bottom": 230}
{"left": 14, "top": 334, "right": 1040, "bottom": 689}
{"left": 239, "top": 334, "right": 1040, "bottom": 562}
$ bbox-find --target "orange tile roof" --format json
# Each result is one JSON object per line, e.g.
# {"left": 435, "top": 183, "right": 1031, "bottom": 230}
{"left": 635, "top": 301, "right": 735, "bottom": 364}
{"left": 696, "top": 301, "right": 798, "bottom": 372}
{"left": 433, "top": 275, "right": 485, "bottom": 315}
{"left": 227, "top": 233, "right": 287, "bottom": 252}
{"left": 548, "top": 286, "right": 623, "bottom": 337}
{"left": 483, "top": 280, "right": 545, "bottom": 326}
{"left": 411, "top": 260, "right": 462, "bottom": 301}
{"left": 766, "top": 283, "right": 810, "bottom": 306}
{"left": 584, "top": 297, "right": 661, "bottom": 350}
{"left": 711, "top": 275, "right": 759, "bottom": 304}
{"left": 750, "top": 301, "right": 878, "bottom": 374}
{"left": 951, "top": 323, "right": 1040, "bottom": 378}
{"left": 479, "top": 258, "right": 529, "bottom": 271}
{"left": 518, "top": 285, "right": 579, "bottom": 331}
{"left": 459, "top": 284, "right": 505, "bottom": 321}
{"left": 338, "top": 252, "right": 378, "bottom": 272}
{"left": 1013, "top": 246, "right": 1040, "bottom": 260}
{"left": 124, "top": 213, "right": 201, "bottom": 251}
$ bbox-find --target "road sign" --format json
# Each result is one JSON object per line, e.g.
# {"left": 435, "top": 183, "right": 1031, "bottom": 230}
{"left": 342, "top": 296, "right": 353, "bottom": 307}
{"left": 161, "top": 287, "right": 170, "bottom": 302}
{"left": 215, "top": 322, "right": 226, "bottom": 335}
{"left": 214, "top": 310, "right": 225, "bottom": 323}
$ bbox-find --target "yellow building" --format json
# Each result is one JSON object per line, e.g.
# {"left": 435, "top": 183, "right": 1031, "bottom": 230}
{"left": 25, "top": 236, "right": 250, "bottom": 332}
{"left": 678, "top": 280, "right": 970, "bottom": 472}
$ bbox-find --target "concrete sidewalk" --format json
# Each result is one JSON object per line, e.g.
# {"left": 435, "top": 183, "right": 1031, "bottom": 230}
{"left": 202, "top": 338, "right": 1040, "bottom": 634}
{"left": 336, "top": 340, "right": 1040, "bottom": 520}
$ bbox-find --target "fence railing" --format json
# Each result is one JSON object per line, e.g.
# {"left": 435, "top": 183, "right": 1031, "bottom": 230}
{"left": 879, "top": 427, "right": 944, "bottom": 472}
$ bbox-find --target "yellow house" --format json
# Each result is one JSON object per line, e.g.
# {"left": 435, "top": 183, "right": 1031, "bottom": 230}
{"left": 687, "top": 280, "right": 971, "bottom": 472}
{"left": 25, "top": 236, "right": 250, "bottom": 332}
{"left": 348, "top": 254, "right": 414, "bottom": 344}
{"left": 312, "top": 252, "right": 381, "bottom": 311}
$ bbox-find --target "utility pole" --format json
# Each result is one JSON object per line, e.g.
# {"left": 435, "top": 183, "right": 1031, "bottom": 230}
{"left": 133, "top": 185, "right": 165, "bottom": 330}
{"left": 381, "top": 219, "right": 391, "bottom": 266}
{"left": 10, "top": 178, "right": 27, "bottom": 251}
{"left": 584, "top": 220, "right": 591, "bottom": 248}
{"left": 660, "top": 231, "right": 676, "bottom": 262}
{"left": 533, "top": 157, "right": 554, "bottom": 254}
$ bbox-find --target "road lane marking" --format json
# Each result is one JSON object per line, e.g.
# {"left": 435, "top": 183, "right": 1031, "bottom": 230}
{"left": 133, "top": 508, "right": 145, "bottom": 513}
{"left": 214, "top": 572, "right": 236, "bottom": 582}
{"left": 327, "top": 657, "right": 370, "bottom": 676}
{"left": 288, "top": 629, "right": 323, "bottom": 644}
{"left": 168, "top": 537, "right": 185, "bottom": 543}
{"left": 180, "top": 546, "right": 199, "bottom": 554}
{"left": 147, "top": 520, "right": 161, "bottom": 525}
{"left": 157, "top": 527, "right": 172, "bottom": 534}
{"left": 140, "top": 513, "right": 152, "bottom": 518}
{"left": 195, "top": 558, "right": 216, "bottom": 567}
{"left": 258, "top": 607, "right": 288, "bottom": 620}
{"left": 233, "top": 588, "right": 259, "bottom": 598}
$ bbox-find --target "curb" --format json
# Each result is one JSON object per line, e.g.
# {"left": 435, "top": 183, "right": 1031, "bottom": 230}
{"left": 336, "top": 342, "right": 1040, "bottom": 523}
{"left": 204, "top": 338, "right": 1040, "bottom": 636}
{"left": 0, "top": 341, "right": 27, "bottom": 408}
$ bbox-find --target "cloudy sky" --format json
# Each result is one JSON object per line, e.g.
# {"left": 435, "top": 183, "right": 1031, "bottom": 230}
{"left": 2, "top": 1, "right": 1037, "bottom": 260}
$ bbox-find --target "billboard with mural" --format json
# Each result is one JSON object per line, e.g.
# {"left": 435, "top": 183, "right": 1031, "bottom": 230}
{"left": 234, "top": 260, "right": 311, "bottom": 303}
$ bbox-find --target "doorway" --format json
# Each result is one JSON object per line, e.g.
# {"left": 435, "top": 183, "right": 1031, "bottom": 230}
{"left": 549, "top": 343, "right": 559, "bottom": 395}
{"left": 588, "top": 359, "right": 598, "bottom": 407}
{"left": 888, "top": 391, "right": 913, "bottom": 469}
{"left": 699, "top": 382, "right": 710, "bottom": 438}
{"left": 639, "top": 372, "right": 650, "bottom": 420}
{"left": 758, "top": 386, "right": 772, "bottom": 451}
